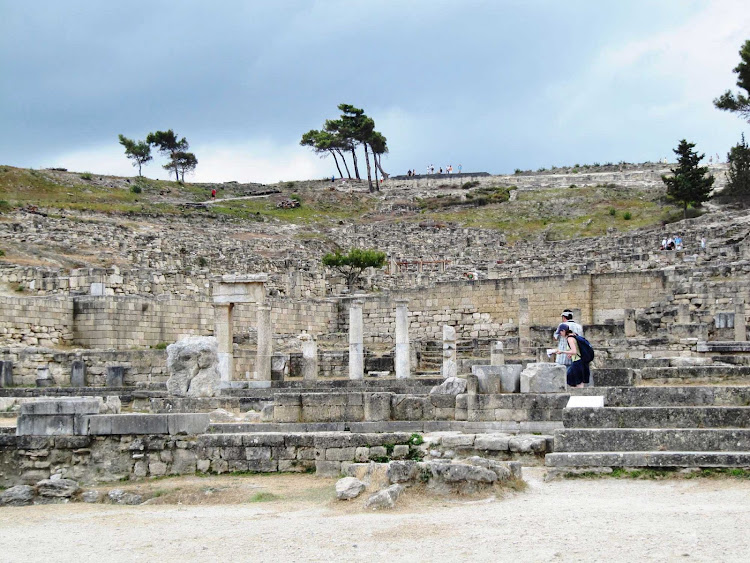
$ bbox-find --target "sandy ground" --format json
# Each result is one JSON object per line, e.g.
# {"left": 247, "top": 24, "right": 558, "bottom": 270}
{"left": 2, "top": 467, "right": 750, "bottom": 562}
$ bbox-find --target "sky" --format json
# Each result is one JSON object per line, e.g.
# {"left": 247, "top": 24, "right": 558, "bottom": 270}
{"left": 1, "top": 0, "right": 749, "bottom": 183}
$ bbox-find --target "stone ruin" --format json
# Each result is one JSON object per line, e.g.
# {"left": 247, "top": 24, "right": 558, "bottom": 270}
{"left": 1, "top": 164, "right": 750, "bottom": 508}
{"left": 165, "top": 336, "right": 221, "bottom": 398}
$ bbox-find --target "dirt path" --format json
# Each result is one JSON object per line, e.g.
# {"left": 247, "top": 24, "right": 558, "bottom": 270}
{"left": 2, "top": 468, "right": 749, "bottom": 562}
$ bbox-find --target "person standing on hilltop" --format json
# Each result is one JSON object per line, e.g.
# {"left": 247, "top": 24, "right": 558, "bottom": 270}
{"left": 211, "top": 188, "right": 216, "bottom": 199}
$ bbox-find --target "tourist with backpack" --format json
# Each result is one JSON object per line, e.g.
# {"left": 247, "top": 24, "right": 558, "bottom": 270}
{"left": 555, "top": 323, "right": 592, "bottom": 388}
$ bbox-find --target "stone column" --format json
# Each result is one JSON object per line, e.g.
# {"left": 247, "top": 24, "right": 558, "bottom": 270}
{"left": 214, "top": 303, "right": 234, "bottom": 384}
{"left": 299, "top": 333, "right": 318, "bottom": 381}
{"left": 0, "top": 360, "right": 12, "bottom": 388}
{"left": 442, "top": 325, "right": 457, "bottom": 378}
{"left": 349, "top": 299, "right": 364, "bottom": 380}
{"left": 624, "top": 309, "right": 637, "bottom": 337}
{"left": 71, "top": 360, "right": 86, "bottom": 387}
{"left": 491, "top": 341, "right": 505, "bottom": 365}
{"left": 735, "top": 299, "right": 747, "bottom": 342}
{"left": 518, "top": 298, "right": 531, "bottom": 354}
{"left": 256, "top": 305, "right": 272, "bottom": 381}
{"left": 395, "top": 299, "right": 411, "bottom": 379}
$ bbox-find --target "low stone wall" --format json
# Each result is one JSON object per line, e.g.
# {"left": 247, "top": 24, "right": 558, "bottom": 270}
{"left": 0, "top": 431, "right": 416, "bottom": 486}
{"left": 0, "top": 347, "right": 168, "bottom": 387}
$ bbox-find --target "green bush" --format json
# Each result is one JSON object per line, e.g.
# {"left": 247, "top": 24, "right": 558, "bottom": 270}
{"left": 290, "top": 193, "right": 302, "bottom": 203}
{"left": 80, "top": 172, "right": 93, "bottom": 180}
{"left": 130, "top": 185, "right": 142, "bottom": 194}
{"left": 154, "top": 342, "right": 168, "bottom": 350}
{"left": 461, "top": 180, "right": 480, "bottom": 189}
{"left": 609, "top": 208, "right": 617, "bottom": 216}
{"left": 0, "top": 249, "right": 5, "bottom": 257}
{"left": 623, "top": 211, "right": 632, "bottom": 220}
{"left": 197, "top": 257, "right": 208, "bottom": 267}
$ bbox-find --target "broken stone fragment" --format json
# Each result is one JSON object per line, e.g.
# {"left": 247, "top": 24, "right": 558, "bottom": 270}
{"left": 335, "top": 476, "right": 366, "bottom": 500}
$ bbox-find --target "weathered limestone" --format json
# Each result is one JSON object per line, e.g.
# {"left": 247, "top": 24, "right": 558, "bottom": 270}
{"left": 624, "top": 309, "right": 637, "bottom": 338}
{"left": 735, "top": 299, "right": 746, "bottom": 342}
{"left": 430, "top": 377, "right": 467, "bottom": 395}
{"left": 471, "top": 364, "right": 522, "bottom": 393}
{"left": 335, "top": 476, "right": 365, "bottom": 500}
{"left": 566, "top": 396, "right": 605, "bottom": 408}
{"left": 214, "top": 303, "right": 234, "bottom": 384}
{"left": 0, "top": 360, "right": 12, "bottom": 387}
{"left": 349, "top": 299, "right": 364, "bottom": 380}
{"left": 520, "top": 363, "right": 566, "bottom": 393}
{"left": 394, "top": 299, "right": 411, "bottom": 379}
{"left": 490, "top": 341, "right": 505, "bottom": 366}
{"left": 518, "top": 298, "right": 530, "bottom": 353}
{"left": 256, "top": 304, "right": 272, "bottom": 381}
{"left": 442, "top": 325, "right": 457, "bottom": 378}
{"left": 106, "top": 366, "right": 124, "bottom": 387}
{"left": 166, "top": 336, "right": 221, "bottom": 397}
{"left": 298, "top": 332, "right": 318, "bottom": 381}
{"left": 70, "top": 360, "right": 86, "bottom": 387}
{"left": 36, "top": 366, "right": 52, "bottom": 387}
{"left": 16, "top": 398, "right": 100, "bottom": 436}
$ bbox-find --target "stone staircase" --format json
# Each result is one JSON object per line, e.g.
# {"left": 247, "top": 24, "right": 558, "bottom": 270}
{"left": 546, "top": 384, "right": 750, "bottom": 469}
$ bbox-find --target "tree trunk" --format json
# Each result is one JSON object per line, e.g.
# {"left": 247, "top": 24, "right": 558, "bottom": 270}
{"left": 137, "top": 161, "right": 142, "bottom": 176}
{"left": 375, "top": 154, "right": 388, "bottom": 179}
{"left": 364, "top": 143, "right": 374, "bottom": 192}
{"left": 329, "top": 150, "right": 343, "bottom": 178}
{"left": 373, "top": 152, "right": 379, "bottom": 187}
{"left": 337, "top": 149, "right": 352, "bottom": 178}
{"left": 351, "top": 148, "right": 360, "bottom": 180}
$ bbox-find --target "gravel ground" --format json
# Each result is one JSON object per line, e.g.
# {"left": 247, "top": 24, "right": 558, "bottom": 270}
{"left": 2, "top": 467, "right": 749, "bottom": 562}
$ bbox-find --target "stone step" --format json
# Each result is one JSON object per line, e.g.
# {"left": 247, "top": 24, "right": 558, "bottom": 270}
{"left": 545, "top": 451, "right": 750, "bottom": 468}
{"left": 563, "top": 406, "right": 750, "bottom": 428}
{"left": 640, "top": 366, "right": 750, "bottom": 384}
{"left": 554, "top": 428, "right": 750, "bottom": 452}
{"left": 577, "top": 386, "right": 750, "bottom": 407}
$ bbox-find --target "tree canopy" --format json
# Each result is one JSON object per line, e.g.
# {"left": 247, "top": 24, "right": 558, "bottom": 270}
{"left": 146, "top": 129, "right": 197, "bottom": 182}
{"left": 714, "top": 39, "right": 750, "bottom": 122}
{"left": 301, "top": 104, "right": 388, "bottom": 191}
{"left": 322, "top": 248, "right": 387, "bottom": 288}
{"left": 118, "top": 134, "right": 152, "bottom": 176}
{"left": 661, "top": 139, "right": 714, "bottom": 217}
{"left": 723, "top": 133, "right": 750, "bottom": 199}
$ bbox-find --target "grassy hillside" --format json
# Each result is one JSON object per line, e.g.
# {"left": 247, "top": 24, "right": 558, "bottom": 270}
{"left": 0, "top": 165, "right": 690, "bottom": 243}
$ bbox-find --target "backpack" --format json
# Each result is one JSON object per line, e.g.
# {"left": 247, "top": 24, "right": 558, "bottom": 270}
{"left": 573, "top": 335, "right": 595, "bottom": 364}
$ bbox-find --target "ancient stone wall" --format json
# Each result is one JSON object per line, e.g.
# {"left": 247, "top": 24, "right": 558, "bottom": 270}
{"left": 0, "top": 296, "right": 74, "bottom": 347}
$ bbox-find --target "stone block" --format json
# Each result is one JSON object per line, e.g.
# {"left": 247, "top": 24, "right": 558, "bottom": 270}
{"left": 474, "top": 434, "right": 511, "bottom": 451}
{"left": 471, "top": 365, "right": 522, "bottom": 393}
{"left": 93, "top": 414, "right": 170, "bottom": 435}
{"left": 71, "top": 360, "right": 86, "bottom": 387}
{"left": 106, "top": 366, "right": 125, "bottom": 387}
{"left": 315, "top": 460, "right": 342, "bottom": 477}
{"left": 20, "top": 399, "right": 100, "bottom": 416}
{"left": 325, "top": 447, "right": 357, "bottom": 461}
{"left": 16, "top": 414, "right": 88, "bottom": 436}
{"left": 0, "top": 360, "right": 13, "bottom": 388}
{"left": 520, "top": 363, "right": 566, "bottom": 393}
{"left": 168, "top": 413, "right": 210, "bottom": 435}
{"left": 364, "top": 392, "right": 392, "bottom": 421}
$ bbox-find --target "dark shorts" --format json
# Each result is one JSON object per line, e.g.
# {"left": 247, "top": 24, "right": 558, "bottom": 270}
{"left": 566, "top": 360, "right": 590, "bottom": 386}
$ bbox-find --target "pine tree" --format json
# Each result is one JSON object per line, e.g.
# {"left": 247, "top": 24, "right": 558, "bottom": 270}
{"left": 725, "top": 133, "right": 750, "bottom": 198}
{"left": 661, "top": 139, "right": 714, "bottom": 218}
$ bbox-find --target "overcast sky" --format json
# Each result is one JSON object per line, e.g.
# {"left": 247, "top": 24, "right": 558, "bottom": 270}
{"left": 1, "top": 0, "right": 749, "bottom": 183}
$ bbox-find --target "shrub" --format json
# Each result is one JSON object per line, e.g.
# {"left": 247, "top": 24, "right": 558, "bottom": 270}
{"left": 197, "top": 257, "right": 208, "bottom": 267}
{"left": 290, "top": 193, "right": 302, "bottom": 203}
{"left": 609, "top": 208, "right": 616, "bottom": 216}
{"left": 285, "top": 181, "right": 296, "bottom": 189}
{"left": 154, "top": 342, "right": 168, "bottom": 350}
{"left": 623, "top": 211, "right": 632, "bottom": 220}
{"left": 461, "top": 180, "right": 480, "bottom": 189}
{"left": 0, "top": 249, "right": 4, "bottom": 256}
{"left": 0, "top": 200, "right": 10, "bottom": 212}
{"left": 80, "top": 172, "right": 93, "bottom": 180}
{"left": 130, "top": 185, "right": 142, "bottom": 194}
{"left": 514, "top": 169, "right": 522, "bottom": 175}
